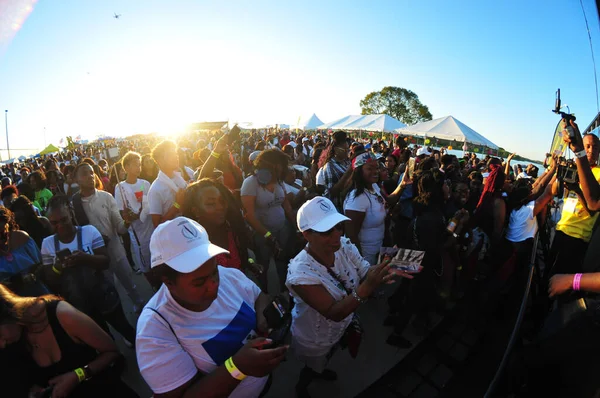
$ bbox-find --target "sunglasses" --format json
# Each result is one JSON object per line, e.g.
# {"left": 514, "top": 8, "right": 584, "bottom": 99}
{"left": 314, "top": 222, "right": 344, "bottom": 236}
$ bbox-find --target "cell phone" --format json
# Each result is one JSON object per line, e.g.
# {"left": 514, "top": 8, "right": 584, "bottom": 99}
{"left": 56, "top": 248, "right": 72, "bottom": 261}
{"left": 263, "top": 296, "right": 289, "bottom": 329}
{"left": 267, "top": 315, "right": 291, "bottom": 348}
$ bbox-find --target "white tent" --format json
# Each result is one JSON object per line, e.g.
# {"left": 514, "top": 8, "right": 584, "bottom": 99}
{"left": 291, "top": 113, "right": 324, "bottom": 130}
{"left": 318, "top": 114, "right": 406, "bottom": 132}
{"left": 397, "top": 115, "right": 498, "bottom": 149}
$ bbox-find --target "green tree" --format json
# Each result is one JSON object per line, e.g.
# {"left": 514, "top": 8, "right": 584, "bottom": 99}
{"left": 360, "top": 86, "right": 433, "bottom": 125}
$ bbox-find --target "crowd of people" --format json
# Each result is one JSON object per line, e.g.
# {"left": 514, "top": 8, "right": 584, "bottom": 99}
{"left": 0, "top": 121, "right": 599, "bottom": 397}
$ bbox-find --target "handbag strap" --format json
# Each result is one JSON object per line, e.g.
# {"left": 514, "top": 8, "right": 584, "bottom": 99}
{"left": 71, "top": 194, "right": 90, "bottom": 227}
{"left": 146, "top": 307, "right": 181, "bottom": 345}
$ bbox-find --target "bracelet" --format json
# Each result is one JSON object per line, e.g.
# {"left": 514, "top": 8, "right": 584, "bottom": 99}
{"left": 74, "top": 367, "right": 86, "bottom": 383}
{"left": 52, "top": 266, "right": 62, "bottom": 275}
{"left": 248, "top": 258, "right": 255, "bottom": 264}
{"left": 351, "top": 289, "right": 366, "bottom": 304}
{"left": 225, "top": 357, "right": 246, "bottom": 381}
{"left": 264, "top": 231, "right": 272, "bottom": 239}
{"left": 211, "top": 151, "right": 221, "bottom": 159}
{"left": 573, "top": 273, "right": 583, "bottom": 291}
{"left": 173, "top": 202, "right": 181, "bottom": 210}
{"left": 575, "top": 150, "right": 587, "bottom": 159}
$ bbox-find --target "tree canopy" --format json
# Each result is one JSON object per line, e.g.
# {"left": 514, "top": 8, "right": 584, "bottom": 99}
{"left": 359, "top": 86, "right": 432, "bottom": 126}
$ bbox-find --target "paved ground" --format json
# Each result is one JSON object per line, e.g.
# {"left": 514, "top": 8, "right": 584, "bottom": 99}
{"left": 113, "top": 264, "right": 435, "bottom": 398}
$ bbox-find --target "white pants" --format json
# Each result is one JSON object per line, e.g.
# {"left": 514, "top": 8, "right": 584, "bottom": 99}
{"left": 108, "top": 256, "right": 144, "bottom": 308}
{"left": 129, "top": 230, "right": 152, "bottom": 273}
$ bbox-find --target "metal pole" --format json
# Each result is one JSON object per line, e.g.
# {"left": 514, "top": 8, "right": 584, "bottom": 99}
{"left": 4, "top": 110, "right": 9, "bottom": 160}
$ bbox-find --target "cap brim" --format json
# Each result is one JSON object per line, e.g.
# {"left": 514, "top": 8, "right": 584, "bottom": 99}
{"left": 163, "top": 243, "right": 229, "bottom": 273}
{"left": 307, "top": 212, "right": 350, "bottom": 232}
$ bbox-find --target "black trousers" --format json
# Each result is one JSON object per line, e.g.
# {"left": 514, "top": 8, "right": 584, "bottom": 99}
{"left": 546, "top": 231, "right": 588, "bottom": 277}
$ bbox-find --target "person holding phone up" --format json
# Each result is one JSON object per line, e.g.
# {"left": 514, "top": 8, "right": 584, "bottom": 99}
{"left": 198, "top": 131, "right": 243, "bottom": 191}
{"left": 286, "top": 197, "right": 416, "bottom": 398}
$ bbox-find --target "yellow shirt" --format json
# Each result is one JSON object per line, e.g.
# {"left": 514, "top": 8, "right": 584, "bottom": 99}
{"left": 556, "top": 166, "right": 600, "bottom": 242}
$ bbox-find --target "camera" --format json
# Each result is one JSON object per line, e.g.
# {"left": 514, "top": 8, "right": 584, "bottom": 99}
{"left": 557, "top": 157, "right": 578, "bottom": 185}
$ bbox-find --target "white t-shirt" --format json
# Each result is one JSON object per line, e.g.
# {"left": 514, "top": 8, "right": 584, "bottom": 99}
{"left": 114, "top": 179, "right": 154, "bottom": 272}
{"left": 148, "top": 171, "right": 187, "bottom": 217}
{"left": 506, "top": 200, "right": 538, "bottom": 243}
{"left": 343, "top": 183, "right": 386, "bottom": 265}
{"left": 285, "top": 238, "right": 370, "bottom": 357}
{"left": 315, "top": 167, "right": 325, "bottom": 186}
{"left": 136, "top": 267, "right": 266, "bottom": 397}
{"left": 184, "top": 166, "right": 195, "bottom": 181}
{"left": 41, "top": 225, "right": 105, "bottom": 265}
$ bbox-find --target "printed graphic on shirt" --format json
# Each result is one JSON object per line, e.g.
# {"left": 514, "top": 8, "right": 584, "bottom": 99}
{"left": 202, "top": 302, "right": 256, "bottom": 366}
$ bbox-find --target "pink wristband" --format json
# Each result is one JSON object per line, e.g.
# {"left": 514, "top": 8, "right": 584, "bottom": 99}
{"left": 573, "top": 273, "right": 582, "bottom": 291}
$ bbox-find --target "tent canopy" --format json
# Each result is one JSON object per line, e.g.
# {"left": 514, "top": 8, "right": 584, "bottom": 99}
{"left": 397, "top": 115, "right": 498, "bottom": 149}
{"left": 39, "top": 144, "right": 60, "bottom": 155}
{"left": 318, "top": 114, "right": 406, "bottom": 132}
{"left": 292, "top": 113, "right": 324, "bottom": 130}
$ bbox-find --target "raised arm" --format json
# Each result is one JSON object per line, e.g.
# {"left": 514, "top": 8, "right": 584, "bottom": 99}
{"left": 563, "top": 120, "right": 600, "bottom": 211}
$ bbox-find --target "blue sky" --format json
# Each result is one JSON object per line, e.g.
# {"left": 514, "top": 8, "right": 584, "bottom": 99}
{"left": 1, "top": 0, "right": 599, "bottom": 160}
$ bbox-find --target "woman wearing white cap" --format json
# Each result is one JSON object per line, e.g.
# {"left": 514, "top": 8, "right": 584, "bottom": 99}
{"left": 286, "top": 197, "right": 416, "bottom": 397}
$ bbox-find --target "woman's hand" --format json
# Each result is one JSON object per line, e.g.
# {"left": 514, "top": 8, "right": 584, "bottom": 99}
{"left": 359, "top": 258, "right": 393, "bottom": 296}
{"left": 48, "top": 371, "right": 79, "bottom": 398}
{"left": 265, "top": 235, "right": 283, "bottom": 259}
{"left": 548, "top": 274, "right": 573, "bottom": 297}
{"left": 400, "top": 168, "right": 412, "bottom": 187}
{"left": 63, "top": 251, "right": 87, "bottom": 268}
{"left": 390, "top": 266, "right": 423, "bottom": 281}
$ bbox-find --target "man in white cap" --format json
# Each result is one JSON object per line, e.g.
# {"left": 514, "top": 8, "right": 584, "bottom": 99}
{"left": 136, "top": 217, "right": 287, "bottom": 398}
{"left": 286, "top": 197, "right": 414, "bottom": 397}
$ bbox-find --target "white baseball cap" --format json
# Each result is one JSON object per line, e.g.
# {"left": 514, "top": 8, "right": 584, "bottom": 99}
{"left": 302, "top": 137, "right": 309, "bottom": 143}
{"left": 416, "top": 147, "right": 431, "bottom": 157}
{"left": 297, "top": 196, "right": 350, "bottom": 233}
{"left": 150, "top": 217, "right": 229, "bottom": 272}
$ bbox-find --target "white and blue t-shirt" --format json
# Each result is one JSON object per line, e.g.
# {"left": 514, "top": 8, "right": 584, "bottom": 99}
{"left": 136, "top": 266, "right": 264, "bottom": 397}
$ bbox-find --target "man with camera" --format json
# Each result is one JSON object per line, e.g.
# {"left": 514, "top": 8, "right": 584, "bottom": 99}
{"left": 136, "top": 217, "right": 287, "bottom": 398}
{"left": 547, "top": 121, "right": 600, "bottom": 276}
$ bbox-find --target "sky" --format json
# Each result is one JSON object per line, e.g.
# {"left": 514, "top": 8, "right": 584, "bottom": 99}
{"left": 1, "top": 0, "right": 600, "bottom": 160}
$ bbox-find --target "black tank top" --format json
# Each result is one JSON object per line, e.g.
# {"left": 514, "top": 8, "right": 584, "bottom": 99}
{"left": 33, "top": 300, "right": 97, "bottom": 387}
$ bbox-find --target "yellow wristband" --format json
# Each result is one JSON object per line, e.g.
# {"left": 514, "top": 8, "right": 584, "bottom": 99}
{"left": 248, "top": 258, "right": 255, "bottom": 264}
{"left": 211, "top": 151, "right": 221, "bottom": 159}
{"left": 173, "top": 202, "right": 181, "bottom": 210}
{"left": 264, "top": 231, "right": 272, "bottom": 239}
{"left": 74, "top": 367, "right": 86, "bottom": 383}
{"left": 52, "top": 266, "right": 62, "bottom": 275}
{"left": 225, "top": 357, "right": 246, "bottom": 381}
